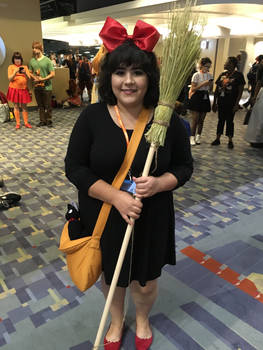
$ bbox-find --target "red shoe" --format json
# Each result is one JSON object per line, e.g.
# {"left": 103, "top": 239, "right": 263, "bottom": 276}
{"left": 15, "top": 124, "right": 20, "bottom": 129}
{"left": 135, "top": 334, "right": 153, "bottom": 350}
{"left": 103, "top": 325, "right": 124, "bottom": 350}
{"left": 104, "top": 337, "right": 122, "bottom": 350}
{"left": 25, "top": 123, "right": 32, "bottom": 128}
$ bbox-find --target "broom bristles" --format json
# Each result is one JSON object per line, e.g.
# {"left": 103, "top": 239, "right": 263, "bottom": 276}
{"left": 146, "top": 0, "right": 205, "bottom": 146}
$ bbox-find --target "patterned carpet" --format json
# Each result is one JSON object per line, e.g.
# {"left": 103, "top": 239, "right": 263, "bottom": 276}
{"left": 0, "top": 104, "right": 263, "bottom": 349}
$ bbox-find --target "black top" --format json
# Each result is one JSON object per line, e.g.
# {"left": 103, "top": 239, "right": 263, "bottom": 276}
{"left": 247, "top": 62, "right": 258, "bottom": 84}
{"left": 77, "top": 62, "right": 91, "bottom": 81}
{"left": 65, "top": 102, "right": 193, "bottom": 287}
{"left": 257, "top": 64, "right": 263, "bottom": 86}
{"left": 62, "top": 59, "right": 77, "bottom": 80}
{"left": 216, "top": 70, "right": 245, "bottom": 106}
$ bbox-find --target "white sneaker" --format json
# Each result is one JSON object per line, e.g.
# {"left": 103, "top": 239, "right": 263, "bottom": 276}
{"left": 195, "top": 134, "right": 201, "bottom": 144}
{"left": 190, "top": 136, "right": 196, "bottom": 146}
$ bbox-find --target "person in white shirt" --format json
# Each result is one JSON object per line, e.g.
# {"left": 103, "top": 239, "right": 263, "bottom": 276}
{"left": 188, "top": 57, "right": 213, "bottom": 145}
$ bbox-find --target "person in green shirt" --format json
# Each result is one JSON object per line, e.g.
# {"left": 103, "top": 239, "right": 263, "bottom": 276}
{"left": 28, "top": 41, "right": 55, "bottom": 127}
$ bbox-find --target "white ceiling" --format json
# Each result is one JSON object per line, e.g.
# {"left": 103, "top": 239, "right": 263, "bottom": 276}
{"left": 41, "top": 1, "right": 263, "bottom": 46}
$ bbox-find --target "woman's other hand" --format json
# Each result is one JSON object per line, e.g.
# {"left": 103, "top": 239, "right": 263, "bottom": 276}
{"left": 113, "top": 190, "right": 143, "bottom": 225}
{"left": 133, "top": 176, "right": 160, "bottom": 199}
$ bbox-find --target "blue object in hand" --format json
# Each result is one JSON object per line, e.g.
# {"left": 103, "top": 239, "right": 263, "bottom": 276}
{"left": 120, "top": 179, "right": 136, "bottom": 195}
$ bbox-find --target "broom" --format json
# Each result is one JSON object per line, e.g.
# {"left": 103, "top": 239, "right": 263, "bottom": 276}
{"left": 93, "top": 1, "right": 204, "bottom": 348}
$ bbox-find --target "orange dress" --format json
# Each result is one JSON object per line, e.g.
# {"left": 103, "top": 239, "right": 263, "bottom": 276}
{"left": 7, "top": 65, "right": 31, "bottom": 104}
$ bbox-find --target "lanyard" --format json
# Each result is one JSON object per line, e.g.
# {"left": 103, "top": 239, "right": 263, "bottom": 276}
{"left": 114, "top": 105, "right": 130, "bottom": 147}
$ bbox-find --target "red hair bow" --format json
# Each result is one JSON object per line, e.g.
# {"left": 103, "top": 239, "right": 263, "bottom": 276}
{"left": 99, "top": 16, "right": 160, "bottom": 52}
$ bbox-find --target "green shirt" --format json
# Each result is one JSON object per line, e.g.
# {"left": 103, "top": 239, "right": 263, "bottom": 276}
{"left": 28, "top": 56, "right": 54, "bottom": 91}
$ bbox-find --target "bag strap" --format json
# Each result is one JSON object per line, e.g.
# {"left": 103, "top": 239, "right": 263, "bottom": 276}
{"left": 91, "top": 107, "right": 150, "bottom": 240}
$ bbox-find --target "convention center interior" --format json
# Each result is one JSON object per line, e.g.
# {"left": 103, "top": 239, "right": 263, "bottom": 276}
{"left": 0, "top": 0, "right": 263, "bottom": 349}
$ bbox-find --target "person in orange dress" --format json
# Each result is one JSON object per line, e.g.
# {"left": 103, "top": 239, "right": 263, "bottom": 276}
{"left": 7, "top": 52, "right": 32, "bottom": 129}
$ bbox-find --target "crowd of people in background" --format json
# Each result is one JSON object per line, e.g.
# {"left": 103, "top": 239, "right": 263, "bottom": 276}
{"left": 48, "top": 51, "right": 94, "bottom": 107}
{"left": 3, "top": 46, "right": 97, "bottom": 130}
{"left": 1, "top": 41, "right": 263, "bottom": 147}
{"left": 181, "top": 53, "right": 263, "bottom": 149}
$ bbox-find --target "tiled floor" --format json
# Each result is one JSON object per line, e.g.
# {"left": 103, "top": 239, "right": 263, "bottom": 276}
{"left": 0, "top": 103, "right": 262, "bottom": 349}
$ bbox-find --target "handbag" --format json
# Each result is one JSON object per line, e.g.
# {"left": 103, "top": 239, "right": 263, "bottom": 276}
{"left": 59, "top": 108, "right": 150, "bottom": 291}
{"left": 0, "top": 103, "right": 10, "bottom": 123}
{"left": 243, "top": 108, "right": 252, "bottom": 125}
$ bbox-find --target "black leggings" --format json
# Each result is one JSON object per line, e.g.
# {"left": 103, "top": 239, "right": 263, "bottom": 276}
{"left": 217, "top": 104, "right": 235, "bottom": 138}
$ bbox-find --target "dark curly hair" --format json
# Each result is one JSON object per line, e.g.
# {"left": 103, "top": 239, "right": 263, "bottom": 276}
{"left": 256, "top": 55, "right": 263, "bottom": 63}
{"left": 200, "top": 57, "right": 212, "bottom": 67}
{"left": 98, "top": 40, "right": 160, "bottom": 108}
{"left": 227, "top": 56, "right": 238, "bottom": 68}
{"left": 12, "top": 52, "right": 23, "bottom": 64}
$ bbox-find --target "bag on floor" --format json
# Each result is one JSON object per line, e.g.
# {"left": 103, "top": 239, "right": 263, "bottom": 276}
{"left": 0, "top": 192, "right": 21, "bottom": 210}
{"left": 243, "top": 108, "right": 252, "bottom": 125}
{"left": 0, "top": 91, "right": 8, "bottom": 104}
{"left": 0, "top": 103, "right": 10, "bottom": 123}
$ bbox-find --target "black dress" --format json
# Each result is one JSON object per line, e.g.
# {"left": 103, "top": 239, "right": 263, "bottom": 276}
{"left": 65, "top": 102, "right": 193, "bottom": 287}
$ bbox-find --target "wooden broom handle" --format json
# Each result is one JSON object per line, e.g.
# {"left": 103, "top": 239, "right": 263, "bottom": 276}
{"left": 93, "top": 143, "right": 157, "bottom": 350}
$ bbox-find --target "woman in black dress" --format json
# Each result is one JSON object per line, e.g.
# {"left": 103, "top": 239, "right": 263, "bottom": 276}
{"left": 211, "top": 56, "right": 245, "bottom": 149}
{"left": 65, "top": 18, "right": 193, "bottom": 350}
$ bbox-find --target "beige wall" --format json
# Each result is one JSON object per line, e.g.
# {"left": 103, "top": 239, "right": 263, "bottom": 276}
{"left": 0, "top": 0, "right": 42, "bottom": 106}
{"left": 214, "top": 39, "right": 229, "bottom": 81}
{"left": 228, "top": 38, "right": 247, "bottom": 56}
{"left": 244, "top": 37, "right": 256, "bottom": 84}
{"left": 200, "top": 39, "right": 217, "bottom": 76}
{"left": 229, "top": 37, "right": 249, "bottom": 84}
